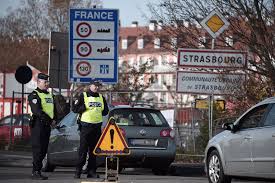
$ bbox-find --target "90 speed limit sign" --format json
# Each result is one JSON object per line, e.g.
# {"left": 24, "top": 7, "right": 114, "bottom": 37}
{"left": 76, "top": 22, "right": 91, "bottom": 38}
{"left": 76, "top": 42, "right": 92, "bottom": 57}
{"left": 76, "top": 61, "right": 91, "bottom": 76}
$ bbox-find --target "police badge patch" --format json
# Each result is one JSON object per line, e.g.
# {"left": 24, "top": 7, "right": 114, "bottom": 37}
{"left": 32, "top": 99, "right": 37, "bottom": 104}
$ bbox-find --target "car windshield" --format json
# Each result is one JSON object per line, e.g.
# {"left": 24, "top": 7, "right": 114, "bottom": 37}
{"left": 110, "top": 108, "right": 169, "bottom": 127}
{"left": 0, "top": 116, "right": 16, "bottom": 126}
{"left": 0, "top": 114, "right": 30, "bottom": 126}
{"left": 58, "top": 112, "right": 78, "bottom": 127}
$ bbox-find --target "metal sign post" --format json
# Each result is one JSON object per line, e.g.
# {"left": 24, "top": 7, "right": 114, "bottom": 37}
{"left": 15, "top": 65, "right": 32, "bottom": 140}
{"left": 200, "top": 10, "right": 229, "bottom": 140}
{"left": 209, "top": 39, "right": 215, "bottom": 139}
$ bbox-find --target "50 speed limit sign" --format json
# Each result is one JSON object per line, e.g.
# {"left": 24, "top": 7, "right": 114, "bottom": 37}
{"left": 76, "top": 61, "right": 91, "bottom": 76}
{"left": 76, "top": 22, "right": 91, "bottom": 38}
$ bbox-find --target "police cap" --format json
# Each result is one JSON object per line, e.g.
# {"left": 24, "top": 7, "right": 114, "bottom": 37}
{"left": 38, "top": 73, "right": 49, "bottom": 81}
{"left": 90, "top": 80, "right": 102, "bottom": 86}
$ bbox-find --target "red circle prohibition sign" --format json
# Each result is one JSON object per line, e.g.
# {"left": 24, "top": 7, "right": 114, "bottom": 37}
{"left": 76, "top": 22, "right": 92, "bottom": 38}
{"left": 76, "top": 61, "right": 91, "bottom": 76}
{"left": 76, "top": 42, "right": 92, "bottom": 57}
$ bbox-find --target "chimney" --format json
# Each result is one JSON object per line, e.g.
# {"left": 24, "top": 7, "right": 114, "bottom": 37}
{"left": 149, "top": 20, "right": 157, "bottom": 31}
{"left": 157, "top": 20, "right": 163, "bottom": 30}
{"left": 131, "top": 21, "right": 138, "bottom": 27}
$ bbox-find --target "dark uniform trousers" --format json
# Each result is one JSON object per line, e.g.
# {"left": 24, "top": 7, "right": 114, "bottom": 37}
{"left": 31, "top": 118, "right": 51, "bottom": 172}
{"left": 76, "top": 122, "right": 102, "bottom": 173}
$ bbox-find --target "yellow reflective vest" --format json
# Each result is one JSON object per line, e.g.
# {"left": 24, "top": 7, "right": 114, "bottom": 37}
{"left": 34, "top": 90, "right": 54, "bottom": 119}
{"left": 80, "top": 92, "right": 104, "bottom": 123}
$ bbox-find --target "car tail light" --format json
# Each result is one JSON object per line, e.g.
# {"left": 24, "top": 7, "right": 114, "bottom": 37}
{"left": 160, "top": 129, "right": 175, "bottom": 139}
{"left": 119, "top": 128, "right": 126, "bottom": 137}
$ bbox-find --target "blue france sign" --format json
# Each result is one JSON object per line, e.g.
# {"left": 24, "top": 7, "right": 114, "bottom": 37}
{"left": 69, "top": 9, "right": 119, "bottom": 84}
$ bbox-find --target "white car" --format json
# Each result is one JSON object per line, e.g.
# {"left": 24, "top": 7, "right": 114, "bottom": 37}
{"left": 205, "top": 97, "right": 275, "bottom": 183}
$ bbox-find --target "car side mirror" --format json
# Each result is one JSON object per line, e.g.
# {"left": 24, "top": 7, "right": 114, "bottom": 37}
{"left": 222, "top": 122, "right": 234, "bottom": 131}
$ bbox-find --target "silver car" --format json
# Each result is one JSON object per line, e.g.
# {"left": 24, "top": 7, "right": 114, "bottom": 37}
{"left": 43, "top": 105, "right": 176, "bottom": 175}
{"left": 205, "top": 97, "right": 275, "bottom": 183}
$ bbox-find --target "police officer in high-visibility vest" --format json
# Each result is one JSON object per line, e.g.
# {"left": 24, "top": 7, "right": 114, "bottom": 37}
{"left": 28, "top": 73, "right": 55, "bottom": 180}
{"left": 72, "top": 80, "right": 109, "bottom": 179}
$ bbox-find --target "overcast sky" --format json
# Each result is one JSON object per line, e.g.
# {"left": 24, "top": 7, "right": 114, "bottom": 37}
{"left": 0, "top": 0, "right": 158, "bottom": 26}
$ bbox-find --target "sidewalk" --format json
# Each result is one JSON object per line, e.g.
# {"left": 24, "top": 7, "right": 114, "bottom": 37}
{"left": 0, "top": 150, "right": 205, "bottom": 176}
{"left": 0, "top": 150, "right": 32, "bottom": 167}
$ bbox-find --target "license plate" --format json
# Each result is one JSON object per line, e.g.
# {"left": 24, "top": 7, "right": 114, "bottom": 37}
{"left": 130, "top": 139, "right": 156, "bottom": 146}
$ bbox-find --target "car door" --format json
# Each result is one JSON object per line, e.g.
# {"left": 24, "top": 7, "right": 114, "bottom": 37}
{"left": 59, "top": 112, "right": 79, "bottom": 166}
{"left": 251, "top": 103, "right": 275, "bottom": 178}
{"left": 224, "top": 104, "right": 269, "bottom": 176}
{"left": 0, "top": 115, "right": 17, "bottom": 142}
{"left": 48, "top": 112, "right": 77, "bottom": 164}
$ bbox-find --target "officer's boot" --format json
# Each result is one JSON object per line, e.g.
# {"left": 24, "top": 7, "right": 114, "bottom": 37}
{"left": 87, "top": 169, "right": 99, "bottom": 178}
{"left": 74, "top": 168, "right": 81, "bottom": 179}
{"left": 31, "top": 171, "right": 48, "bottom": 180}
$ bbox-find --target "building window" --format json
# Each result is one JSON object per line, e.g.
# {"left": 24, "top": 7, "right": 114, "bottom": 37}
{"left": 171, "top": 37, "right": 177, "bottom": 49}
{"left": 154, "top": 74, "right": 159, "bottom": 83}
{"left": 198, "top": 36, "right": 206, "bottom": 48}
{"left": 161, "top": 74, "right": 167, "bottom": 85}
{"left": 154, "top": 38, "right": 160, "bottom": 49}
{"left": 161, "top": 55, "right": 168, "bottom": 65}
{"left": 138, "top": 38, "right": 144, "bottom": 49}
{"left": 129, "top": 58, "right": 134, "bottom": 66}
{"left": 150, "top": 57, "right": 158, "bottom": 66}
{"left": 139, "top": 56, "right": 147, "bottom": 66}
{"left": 173, "top": 74, "right": 176, "bottom": 83}
{"left": 121, "top": 61, "right": 128, "bottom": 71}
{"left": 122, "top": 39, "right": 127, "bottom": 49}
{"left": 165, "top": 74, "right": 172, "bottom": 87}
{"left": 225, "top": 36, "right": 233, "bottom": 46}
{"left": 160, "top": 92, "right": 166, "bottom": 102}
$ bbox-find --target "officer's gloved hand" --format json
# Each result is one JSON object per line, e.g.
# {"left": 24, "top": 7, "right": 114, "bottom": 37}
{"left": 40, "top": 113, "right": 51, "bottom": 123}
{"left": 50, "top": 120, "right": 57, "bottom": 128}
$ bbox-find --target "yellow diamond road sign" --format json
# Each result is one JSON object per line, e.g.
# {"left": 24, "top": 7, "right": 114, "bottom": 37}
{"left": 200, "top": 10, "right": 229, "bottom": 38}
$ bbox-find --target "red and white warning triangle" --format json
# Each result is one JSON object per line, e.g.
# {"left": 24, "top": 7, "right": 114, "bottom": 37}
{"left": 93, "top": 117, "right": 130, "bottom": 156}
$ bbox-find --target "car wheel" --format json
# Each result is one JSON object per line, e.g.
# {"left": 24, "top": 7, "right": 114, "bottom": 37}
{"left": 207, "top": 150, "right": 231, "bottom": 183}
{"left": 152, "top": 167, "right": 169, "bottom": 175}
{"left": 42, "top": 154, "right": 56, "bottom": 172}
{"left": 118, "top": 166, "right": 124, "bottom": 173}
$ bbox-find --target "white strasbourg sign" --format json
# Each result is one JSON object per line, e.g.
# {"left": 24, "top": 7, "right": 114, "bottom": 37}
{"left": 176, "top": 71, "right": 246, "bottom": 95}
{"left": 69, "top": 9, "right": 119, "bottom": 83}
{"left": 178, "top": 49, "right": 247, "bottom": 69}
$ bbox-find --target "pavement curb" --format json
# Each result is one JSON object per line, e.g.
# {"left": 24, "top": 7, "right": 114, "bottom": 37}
{"left": 0, "top": 150, "right": 206, "bottom": 177}
{"left": 0, "top": 150, "right": 32, "bottom": 168}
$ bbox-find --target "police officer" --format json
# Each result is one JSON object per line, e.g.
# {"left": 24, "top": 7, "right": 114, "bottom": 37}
{"left": 28, "top": 73, "right": 55, "bottom": 180}
{"left": 72, "top": 80, "right": 109, "bottom": 179}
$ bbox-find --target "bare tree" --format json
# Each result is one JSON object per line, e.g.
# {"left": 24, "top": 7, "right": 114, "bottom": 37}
{"left": 0, "top": 0, "right": 103, "bottom": 71}
{"left": 110, "top": 61, "right": 154, "bottom": 104}
{"left": 147, "top": 0, "right": 275, "bottom": 109}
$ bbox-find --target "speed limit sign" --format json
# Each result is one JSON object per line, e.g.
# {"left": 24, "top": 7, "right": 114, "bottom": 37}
{"left": 76, "top": 22, "right": 91, "bottom": 38}
{"left": 76, "top": 61, "right": 91, "bottom": 76}
{"left": 70, "top": 9, "right": 119, "bottom": 83}
{"left": 76, "top": 42, "right": 91, "bottom": 57}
